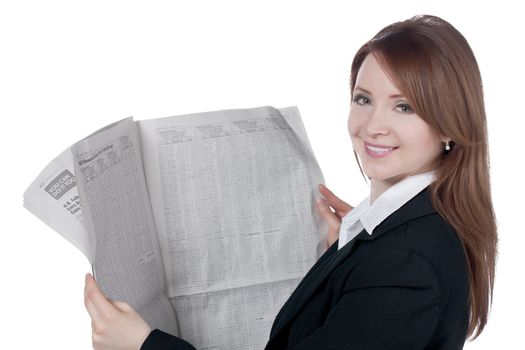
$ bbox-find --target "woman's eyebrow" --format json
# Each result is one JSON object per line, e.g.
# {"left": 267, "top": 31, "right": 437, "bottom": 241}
{"left": 354, "top": 86, "right": 406, "bottom": 99}
{"left": 389, "top": 93, "right": 406, "bottom": 99}
{"left": 353, "top": 86, "right": 371, "bottom": 95}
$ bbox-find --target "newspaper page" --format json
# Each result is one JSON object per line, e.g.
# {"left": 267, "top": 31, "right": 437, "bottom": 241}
{"left": 23, "top": 147, "right": 92, "bottom": 262}
{"left": 139, "top": 106, "right": 325, "bottom": 349}
{"left": 71, "top": 117, "right": 178, "bottom": 335}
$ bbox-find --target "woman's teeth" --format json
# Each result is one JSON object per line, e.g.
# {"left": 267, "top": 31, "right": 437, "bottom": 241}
{"left": 366, "top": 145, "right": 394, "bottom": 152}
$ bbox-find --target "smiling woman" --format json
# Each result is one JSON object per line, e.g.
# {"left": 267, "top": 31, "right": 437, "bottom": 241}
{"left": 348, "top": 54, "right": 448, "bottom": 202}
{"left": 347, "top": 14, "right": 498, "bottom": 341}
{"left": 83, "top": 14, "right": 497, "bottom": 350}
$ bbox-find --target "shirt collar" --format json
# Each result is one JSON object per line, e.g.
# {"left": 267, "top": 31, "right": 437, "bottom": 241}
{"left": 361, "top": 170, "right": 436, "bottom": 235}
{"left": 340, "top": 170, "right": 436, "bottom": 238}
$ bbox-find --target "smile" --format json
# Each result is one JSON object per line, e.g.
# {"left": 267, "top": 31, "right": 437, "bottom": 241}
{"left": 365, "top": 144, "right": 398, "bottom": 158}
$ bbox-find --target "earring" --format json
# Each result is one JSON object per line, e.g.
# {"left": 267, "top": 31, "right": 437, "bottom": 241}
{"left": 445, "top": 141, "right": 451, "bottom": 151}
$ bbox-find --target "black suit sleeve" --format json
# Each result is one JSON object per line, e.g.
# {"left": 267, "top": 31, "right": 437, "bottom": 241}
{"left": 292, "top": 248, "right": 441, "bottom": 350}
{"left": 140, "top": 329, "right": 196, "bottom": 350}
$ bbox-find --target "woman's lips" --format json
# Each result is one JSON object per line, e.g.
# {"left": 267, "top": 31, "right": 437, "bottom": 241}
{"left": 364, "top": 143, "right": 398, "bottom": 158}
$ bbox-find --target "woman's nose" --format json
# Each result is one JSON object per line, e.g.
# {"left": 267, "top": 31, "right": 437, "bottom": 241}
{"left": 365, "top": 108, "right": 390, "bottom": 137}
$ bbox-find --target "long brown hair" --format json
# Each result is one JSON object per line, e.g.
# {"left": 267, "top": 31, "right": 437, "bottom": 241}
{"left": 349, "top": 15, "right": 498, "bottom": 340}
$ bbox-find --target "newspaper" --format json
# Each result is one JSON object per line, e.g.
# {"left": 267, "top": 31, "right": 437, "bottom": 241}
{"left": 24, "top": 106, "right": 326, "bottom": 349}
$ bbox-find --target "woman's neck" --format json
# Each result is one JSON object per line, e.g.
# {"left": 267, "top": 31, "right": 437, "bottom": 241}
{"left": 370, "top": 176, "right": 403, "bottom": 204}
{"left": 369, "top": 169, "right": 436, "bottom": 204}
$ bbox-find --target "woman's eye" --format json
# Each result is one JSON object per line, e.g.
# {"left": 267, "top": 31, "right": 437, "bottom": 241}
{"left": 396, "top": 103, "right": 413, "bottom": 113}
{"left": 353, "top": 94, "right": 370, "bottom": 105}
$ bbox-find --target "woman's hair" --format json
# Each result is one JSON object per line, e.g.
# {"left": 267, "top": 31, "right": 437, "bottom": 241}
{"left": 350, "top": 15, "right": 498, "bottom": 340}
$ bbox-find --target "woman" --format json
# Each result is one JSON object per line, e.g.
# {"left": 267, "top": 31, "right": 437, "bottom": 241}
{"left": 84, "top": 15, "right": 497, "bottom": 349}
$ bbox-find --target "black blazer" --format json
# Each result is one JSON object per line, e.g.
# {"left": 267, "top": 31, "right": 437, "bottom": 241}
{"left": 141, "top": 187, "right": 470, "bottom": 350}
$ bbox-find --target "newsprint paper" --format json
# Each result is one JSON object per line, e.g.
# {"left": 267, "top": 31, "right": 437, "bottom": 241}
{"left": 24, "top": 106, "right": 326, "bottom": 349}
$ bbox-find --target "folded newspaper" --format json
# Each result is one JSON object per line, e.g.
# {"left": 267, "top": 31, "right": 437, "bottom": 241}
{"left": 23, "top": 106, "right": 326, "bottom": 349}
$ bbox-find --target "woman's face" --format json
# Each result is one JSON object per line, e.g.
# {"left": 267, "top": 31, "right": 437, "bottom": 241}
{"left": 348, "top": 54, "right": 444, "bottom": 184}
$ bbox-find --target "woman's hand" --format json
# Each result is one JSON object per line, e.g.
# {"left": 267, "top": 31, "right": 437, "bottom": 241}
{"left": 84, "top": 273, "right": 151, "bottom": 350}
{"left": 317, "top": 184, "right": 353, "bottom": 248}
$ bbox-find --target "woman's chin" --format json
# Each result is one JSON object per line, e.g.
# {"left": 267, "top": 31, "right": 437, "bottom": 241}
{"left": 363, "top": 168, "right": 405, "bottom": 184}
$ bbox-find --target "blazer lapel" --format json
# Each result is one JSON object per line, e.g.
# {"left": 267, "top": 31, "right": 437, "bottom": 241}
{"left": 364, "top": 186, "right": 436, "bottom": 239}
{"left": 269, "top": 187, "right": 437, "bottom": 341}
{"left": 270, "top": 231, "right": 364, "bottom": 338}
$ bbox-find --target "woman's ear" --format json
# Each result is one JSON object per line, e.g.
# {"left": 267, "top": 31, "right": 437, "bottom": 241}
{"left": 441, "top": 138, "right": 453, "bottom": 152}
{"left": 440, "top": 135, "right": 451, "bottom": 144}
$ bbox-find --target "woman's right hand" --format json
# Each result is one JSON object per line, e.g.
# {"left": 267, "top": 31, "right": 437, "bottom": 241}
{"left": 317, "top": 184, "right": 353, "bottom": 248}
{"left": 84, "top": 273, "right": 151, "bottom": 350}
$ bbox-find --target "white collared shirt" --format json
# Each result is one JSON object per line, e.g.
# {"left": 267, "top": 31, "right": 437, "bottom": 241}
{"left": 337, "top": 171, "right": 436, "bottom": 250}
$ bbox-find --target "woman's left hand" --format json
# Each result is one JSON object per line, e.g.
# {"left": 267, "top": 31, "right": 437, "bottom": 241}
{"left": 317, "top": 184, "right": 353, "bottom": 248}
{"left": 84, "top": 273, "right": 151, "bottom": 350}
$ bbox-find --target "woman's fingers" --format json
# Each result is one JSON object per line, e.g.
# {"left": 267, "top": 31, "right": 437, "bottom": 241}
{"left": 84, "top": 273, "right": 116, "bottom": 322}
{"left": 317, "top": 198, "right": 341, "bottom": 228}
{"left": 113, "top": 300, "right": 133, "bottom": 312}
{"left": 317, "top": 184, "right": 354, "bottom": 248}
{"left": 318, "top": 184, "right": 353, "bottom": 218}
{"left": 84, "top": 273, "right": 101, "bottom": 322}
{"left": 317, "top": 198, "right": 341, "bottom": 248}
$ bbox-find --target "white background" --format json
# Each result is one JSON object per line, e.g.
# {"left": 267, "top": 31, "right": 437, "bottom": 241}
{"left": 1, "top": 1, "right": 523, "bottom": 348}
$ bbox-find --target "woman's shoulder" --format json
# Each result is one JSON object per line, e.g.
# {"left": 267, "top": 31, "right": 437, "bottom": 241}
{"left": 365, "top": 186, "right": 467, "bottom": 271}
{"left": 346, "top": 212, "right": 469, "bottom": 304}
{"left": 404, "top": 212, "right": 464, "bottom": 259}
{"left": 402, "top": 212, "right": 469, "bottom": 288}
{"left": 372, "top": 185, "right": 466, "bottom": 262}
